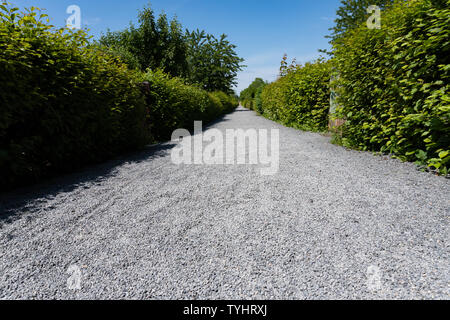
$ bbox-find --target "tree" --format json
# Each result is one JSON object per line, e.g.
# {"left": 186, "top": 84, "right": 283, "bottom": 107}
{"left": 240, "top": 78, "right": 267, "bottom": 110}
{"left": 98, "top": 3, "right": 244, "bottom": 94}
{"left": 186, "top": 29, "right": 245, "bottom": 94}
{"left": 98, "top": 4, "right": 188, "bottom": 77}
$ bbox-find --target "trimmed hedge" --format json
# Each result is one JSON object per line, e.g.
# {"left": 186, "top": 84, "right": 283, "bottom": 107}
{"left": 333, "top": 0, "right": 450, "bottom": 174}
{"left": 240, "top": 78, "right": 266, "bottom": 111}
{"left": 0, "top": 6, "right": 149, "bottom": 189}
{"left": 254, "top": 85, "right": 265, "bottom": 114}
{"left": 260, "top": 59, "right": 332, "bottom": 132}
{"left": 140, "top": 69, "right": 238, "bottom": 141}
{"left": 0, "top": 5, "right": 237, "bottom": 190}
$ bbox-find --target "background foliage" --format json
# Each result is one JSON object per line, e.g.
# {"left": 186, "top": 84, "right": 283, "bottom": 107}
{"left": 98, "top": 5, "right": 189, "bottom": 78}
{"left": 239, "top": 78, "right": 266, "bottom": 112}
{"left": 186, "top": 29, "right": 244, "bottom": 94}
{"left": 98, "top": 5, "right": 244, "bottom": 94}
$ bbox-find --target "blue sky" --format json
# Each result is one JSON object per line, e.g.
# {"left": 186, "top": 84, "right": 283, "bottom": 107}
{"left": 10, "top": 0, "right": 341, "bottom": 93}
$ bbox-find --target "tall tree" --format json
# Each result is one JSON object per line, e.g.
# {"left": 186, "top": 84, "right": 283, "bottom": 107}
{"left": 99, "top": 3, "right": 244, "bottom": 94}
{"left": 186, "top": 29, "right": 245, "bottom": 94}
{"left": 98, "top": 5, "right": 188, "bottom": 77}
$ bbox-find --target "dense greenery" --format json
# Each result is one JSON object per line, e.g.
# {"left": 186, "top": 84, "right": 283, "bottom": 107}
{"left": 140, "top": 70, "right": 238, "bottom": 141}
{"left": 246, "top": 0, "right": 448, "bottom": 173}
{"left": 242, "top": 59, "right": 332, "bottom": 132}
{"left": 0, "top": 5, "right": 148, "bottom": 189}
{"left": 186, "top": 29, "right": 244, "bottom": 94}
{"left": 0, "top": 4, "right": 238, "bottom": 189}
{"left": 333, "top": 0, "right": 450, "bottom": 174}
{"left": 99, "top": 5, "right": 244, "bottom": 94}
{"left": 239, "top": 78, "right": 266, "bottom": 112}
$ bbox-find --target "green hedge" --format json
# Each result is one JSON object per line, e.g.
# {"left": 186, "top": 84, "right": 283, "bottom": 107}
{"left": 0, "top": 5, "right": 237, "bottom": 190}
{"left": 254, "top": 85, "right": 265, "bottom": 114}
{"left": 334, "top": 0, "right": 450, "bottom": 174}
{"left": 240, "top": 78, "right": 266, "bottom": 111}
{"left": 260, "top": 59, "right": 332, "bottom": 132}
{"left": 0, "top": 6, "right": 149, "bottom": 189}
{"left": 140, "top": 70, "right": 238, "bottom": 141}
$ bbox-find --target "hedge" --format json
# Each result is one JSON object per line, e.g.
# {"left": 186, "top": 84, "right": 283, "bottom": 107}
{"left": 333, "top": 0, "right": 450, "bottom": 174}
{"left": 139, "top": 70, "right": 238, "bottom": 141}
{"left": 240, "top": 78, "right": 266, "bottom": 111}
{"left": 0, "top": 5, "right": 149, "bottom": 189}
{"left": 260, "top": 59, "right": 332, "bottom": 132}
{"left": 0, "top": 5, "right": 237, "bottom": 190}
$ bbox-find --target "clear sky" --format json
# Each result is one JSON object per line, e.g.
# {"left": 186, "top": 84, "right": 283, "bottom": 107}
{"left": 10, "top": 0, "right": 341, "bottom": 93}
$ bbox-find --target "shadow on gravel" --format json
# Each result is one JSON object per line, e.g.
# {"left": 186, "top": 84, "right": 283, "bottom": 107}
{"left": 0, "top": 143, "right": 176, "bottom": 225}
{"left": 203, "top": 113, "right": 231, "bottom": 130}
{"left": 0, "top": 109, "right": 238, "bottom": 224}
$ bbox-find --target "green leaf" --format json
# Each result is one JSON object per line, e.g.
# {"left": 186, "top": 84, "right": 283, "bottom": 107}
{"left": 439, "top": 151, "right": 449, "bottom": 159}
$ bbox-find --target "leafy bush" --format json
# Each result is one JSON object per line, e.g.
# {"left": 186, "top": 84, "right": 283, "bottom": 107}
{"left": 260, "top": 59, "right": 332, "bottom": 132}
{"left": 102, "top": 45, "right": 141, "bottom": 70}
{"left": 139, "top": 70, "right": 238, "bottom": 141}
{"left": 259, "top": 76, "right": 289, "bottom": 121}
{"left": 0, "top": 5, "right": 149, "bottom": 189}
{"left": 209, "top": 91, "right": 239, "bottom": 115}
{"left": 254, "top": 85, "right": 265, "bottom": 114}
{"left": 333, "top": 0, "right": 450, "bottom": 174}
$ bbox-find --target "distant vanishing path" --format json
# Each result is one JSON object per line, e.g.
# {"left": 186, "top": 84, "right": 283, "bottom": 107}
{"left": 1, "top": 106, "right": 449, "bottom": 299}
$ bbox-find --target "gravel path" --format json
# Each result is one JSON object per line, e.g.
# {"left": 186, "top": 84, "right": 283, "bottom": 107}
{"left": 1, "top": 106, "right": 449, "bottom": 299}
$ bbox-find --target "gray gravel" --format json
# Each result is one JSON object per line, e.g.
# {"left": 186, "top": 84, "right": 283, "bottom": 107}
{"left": 1, "top": 106, "right": 449, "bottom": 300}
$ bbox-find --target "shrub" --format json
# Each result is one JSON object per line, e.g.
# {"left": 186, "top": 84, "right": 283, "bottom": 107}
{"left": 240, "top": 78, "right": 266, "bottom": 110}
{"left": 260, "top": 59, "right": 332, "bottom": 132}
{"left": 209, "top": 91, "right": 239, "bottom": 114}
{"left": 259, "top": 77, "right": 289, "bottom": 121}
{"left": 333, "top": 0, "right": 450, "bottom": 174}
{"left": 99, "top": 6, "right": 245, "bottom": 94}
{"left": 0, "top": 5, "right": 149, "bottom": 189}
{"left": 254, "top": 85, "right": 265, "bottom": 114}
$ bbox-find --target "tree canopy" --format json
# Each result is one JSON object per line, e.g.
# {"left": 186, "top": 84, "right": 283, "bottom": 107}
{"left": 98, "top": 3, "right": 244, "bottom": 94}
{"left": 187, "top": 29, "right": 244, "bottom": 94}
{"left": 98, "top": 5, "right": 188, "bottom": 77}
